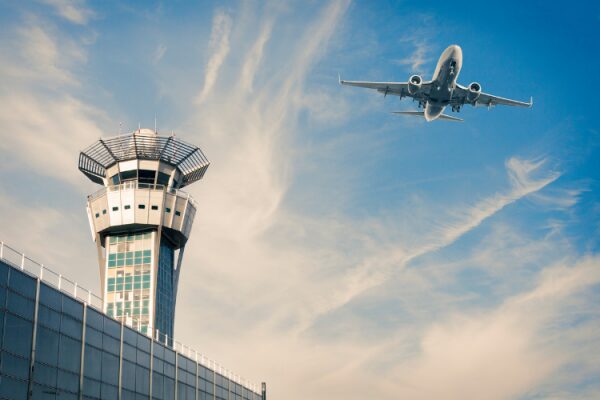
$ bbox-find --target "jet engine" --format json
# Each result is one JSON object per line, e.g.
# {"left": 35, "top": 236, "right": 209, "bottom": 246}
{"left": 408, "top": 75, "right": 422, "bottom": 95}
{"left": 467, "top": 82, "right": 481, "bottom": 102}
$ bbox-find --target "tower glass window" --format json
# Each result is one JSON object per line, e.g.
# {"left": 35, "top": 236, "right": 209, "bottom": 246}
{"left": 156, "top": 238, "right": 175, "bottom": 338}
{"left": 105, "top": 231, "right": 154, "bottom": 334}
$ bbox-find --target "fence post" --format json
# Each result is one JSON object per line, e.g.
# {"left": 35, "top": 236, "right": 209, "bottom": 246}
{"left": 58, "top": 274, "right": 62, "bottom": 290}
{"left": 40, "top": 264, "right": 44, "bottom": 280}
{"left": 21, "top": 253, "right": 25, "bottom": 270}
{"left": 74, "top": 282, "right": 78, "bottom": 298}
{"left": 0, "top": 241, "right": 3, "bottom": 259}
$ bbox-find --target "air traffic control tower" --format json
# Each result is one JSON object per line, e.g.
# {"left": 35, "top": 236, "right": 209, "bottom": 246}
{"left": 79, "top": 128, "right": 209, "bottom": 340}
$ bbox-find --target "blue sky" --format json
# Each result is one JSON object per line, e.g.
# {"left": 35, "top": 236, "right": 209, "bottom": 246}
{"left": 0, "top": 1, "right": 599, "bottom": 399}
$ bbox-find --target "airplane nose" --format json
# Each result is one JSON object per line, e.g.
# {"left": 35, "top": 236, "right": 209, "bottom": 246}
{"left": 450, "top": 44, "right": 462, "bottom": 57}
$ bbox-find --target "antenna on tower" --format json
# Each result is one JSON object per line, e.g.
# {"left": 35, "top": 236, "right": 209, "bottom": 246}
{"left": 118, "top": 122, "right": 122, "bottom": 136}
{"left": 154, "top": 115, "right": 157, "bottom": 133}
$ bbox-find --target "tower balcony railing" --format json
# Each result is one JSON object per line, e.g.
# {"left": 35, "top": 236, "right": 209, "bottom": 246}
{"left": 0, "top": 240, "right": 260, "bottom": 394}
{"left": 87, "top": 181, "right": 197, "bottom": 208}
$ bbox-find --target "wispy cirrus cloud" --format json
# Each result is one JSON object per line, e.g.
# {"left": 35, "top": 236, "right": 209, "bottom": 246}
{"left": 436, "top": 157, "right": 559, "bottom": 245}
{"left": 394, "top": 26, "right": 437, "bottom": 75}
{"left": 0, "top": 17, "right": 105, "bottom": 186}
{"left": 165, "top": 6, "right": 579, "bottom": 398}
{"left": 1, "top": 23, "right": 84, "bottom": 86}
{"left": 153, "top": 43, "right": 167, "bottom": 64}
{"left": 39, "top": 0, "right": 94, "bottom": 25}
{"left": 0, "top": 191, "right": 96, "bottom": 287}
{"left": 294, "top": 217, "right": 600, "bottom": 399}
{"left": 0, "top": 2, "right": 597, "bottom": 400}
{"left": 396, "top": 40, "right": 432, "bottom": 73}
{"left": 384, "top": 256, "right": 600, "bottom": 400}
{"left": 240, "top": 19, "right": 273, "bottom": 93}
{"left": 298, "top": 156, "right": 561, "bottom": 327}
{"left": 196, "top": 10, "right": 233, "bottom": 104}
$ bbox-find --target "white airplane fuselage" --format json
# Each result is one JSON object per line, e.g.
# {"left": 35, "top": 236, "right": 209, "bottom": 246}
{"left": 424, "top": 45, "right": 463, "bottom": 121}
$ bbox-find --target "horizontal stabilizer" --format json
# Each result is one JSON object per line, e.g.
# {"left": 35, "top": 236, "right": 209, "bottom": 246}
{"left": 392, "top": 111, "right": 424, "bottom": 117}
{"left": 392, "top": 111, "right": 463, "bottom": 122}
{"left": 437, "top": 113, "right": 463, "bottom": 122}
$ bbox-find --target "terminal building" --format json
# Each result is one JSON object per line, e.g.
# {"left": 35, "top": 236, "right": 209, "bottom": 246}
{"left": 0, "top": 128, "right": 266, "bottom": 400}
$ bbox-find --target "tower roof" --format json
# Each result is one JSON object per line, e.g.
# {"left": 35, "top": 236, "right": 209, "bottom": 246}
{"left": 79, "top": 129, "right": 210, "bottom": 187}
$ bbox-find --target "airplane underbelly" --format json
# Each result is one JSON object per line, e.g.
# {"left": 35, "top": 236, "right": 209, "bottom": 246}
{"left": 429, "top": 82, "right": 453, "bottom": 103}
{"left": 425, "top": 104, "right": 444, "bottom": 121}
{"left": 429, "top": 64, "right": 457, "bottom": 103}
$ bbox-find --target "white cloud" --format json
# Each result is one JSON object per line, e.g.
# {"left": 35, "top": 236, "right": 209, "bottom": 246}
{"left": 0, "top": 24, "right": 85, "bottom": 86}
{"left": 388, "top": 256, "right": 600, "bottom": 400}
{"left": 396, "top": 40, "right": 432, "bottom": 73}
{"left": 39, "top": 0, "right": 94, "bottom": 25}
{"left": 532, "top": 187, "right": 586, "bottom": 210}
{"left": 0, "top": 3, "right": 597, "bottom": 400}
{"left": 394, "top": 19, "right": 437, "bottom": 75}
{"left": 298, "top": 89, "right": 353, "bottom": 124}
{"left": 240, "top": 20, "right": 273, "bottom": 93}
{"left": 0, "top": 92, "right": 105, "bottom": 186}
{"left": 154, "top": 43, "right": 167, "bottom": 64}
{"left": 196, "top": 10, "right": 233, "bottom": 104}
{"left": 299, "top": 156, "right": 561, "bottom": 326}
{"left": 0, "top": 191, "right": 98, "bottom": 290}
{"left": 437, "top": 157, "right": 559, "bottom": 244}
{"left": 0, "top": 20, "right": 106, "bottom": 186}
{"left": 169, "top": 5, "right": 581, "bottom": 398}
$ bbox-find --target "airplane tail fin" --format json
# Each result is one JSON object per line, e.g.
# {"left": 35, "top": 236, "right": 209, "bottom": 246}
{"left": 392, "top": 111, "right": 463, "bottom": 122}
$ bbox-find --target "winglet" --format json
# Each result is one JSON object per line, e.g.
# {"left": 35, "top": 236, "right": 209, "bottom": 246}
{"left": 338, "top": 72, "right": 342, "bottom": 85}
{"left": 529, "top": 96, "right": 533, "bottom": 108}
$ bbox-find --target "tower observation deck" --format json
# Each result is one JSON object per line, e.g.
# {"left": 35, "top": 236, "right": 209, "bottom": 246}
{"left": 79, "top": 128, "right": 209, "bottom": 339}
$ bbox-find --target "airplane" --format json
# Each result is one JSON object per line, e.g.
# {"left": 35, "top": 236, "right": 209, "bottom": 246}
{"left": 339, "top": 44, "right": 532, "bottom": 122}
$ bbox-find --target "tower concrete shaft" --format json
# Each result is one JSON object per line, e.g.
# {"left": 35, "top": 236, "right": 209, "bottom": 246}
{"left": 79, "top": 128, "right": 209, "bottom": 339}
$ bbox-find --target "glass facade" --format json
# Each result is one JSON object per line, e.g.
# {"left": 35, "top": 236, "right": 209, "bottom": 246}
{"left": 0, "top": 262, "right": 35, "bottom": 400}
{"left": 105, "top": 232, "right": 178, "bottom": 339}
{"left": 0, "top": 259, "right": 263, "bottom": 400}
{"left": 33, "top": 283, "right": 84, "bottom": 399}
{"left": 105, "top": 232, "right": 154, "bottom": 335}
{"left": 156, "top": 239, "right": 175, "bottom": 339}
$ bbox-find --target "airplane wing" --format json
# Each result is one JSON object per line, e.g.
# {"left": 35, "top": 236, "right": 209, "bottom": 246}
{"left": 453, "top": 84, "right": 533, "bottom": 108}
{"left": 340, "top": 78, "right": 430, "bottom": 99}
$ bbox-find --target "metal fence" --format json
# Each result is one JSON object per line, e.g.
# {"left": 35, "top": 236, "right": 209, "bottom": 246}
{"left": 0, "top": 240, "right": 259, "bottom": 393}
{"left": 0, "top": 241, "right": 103, "bottom": 309}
